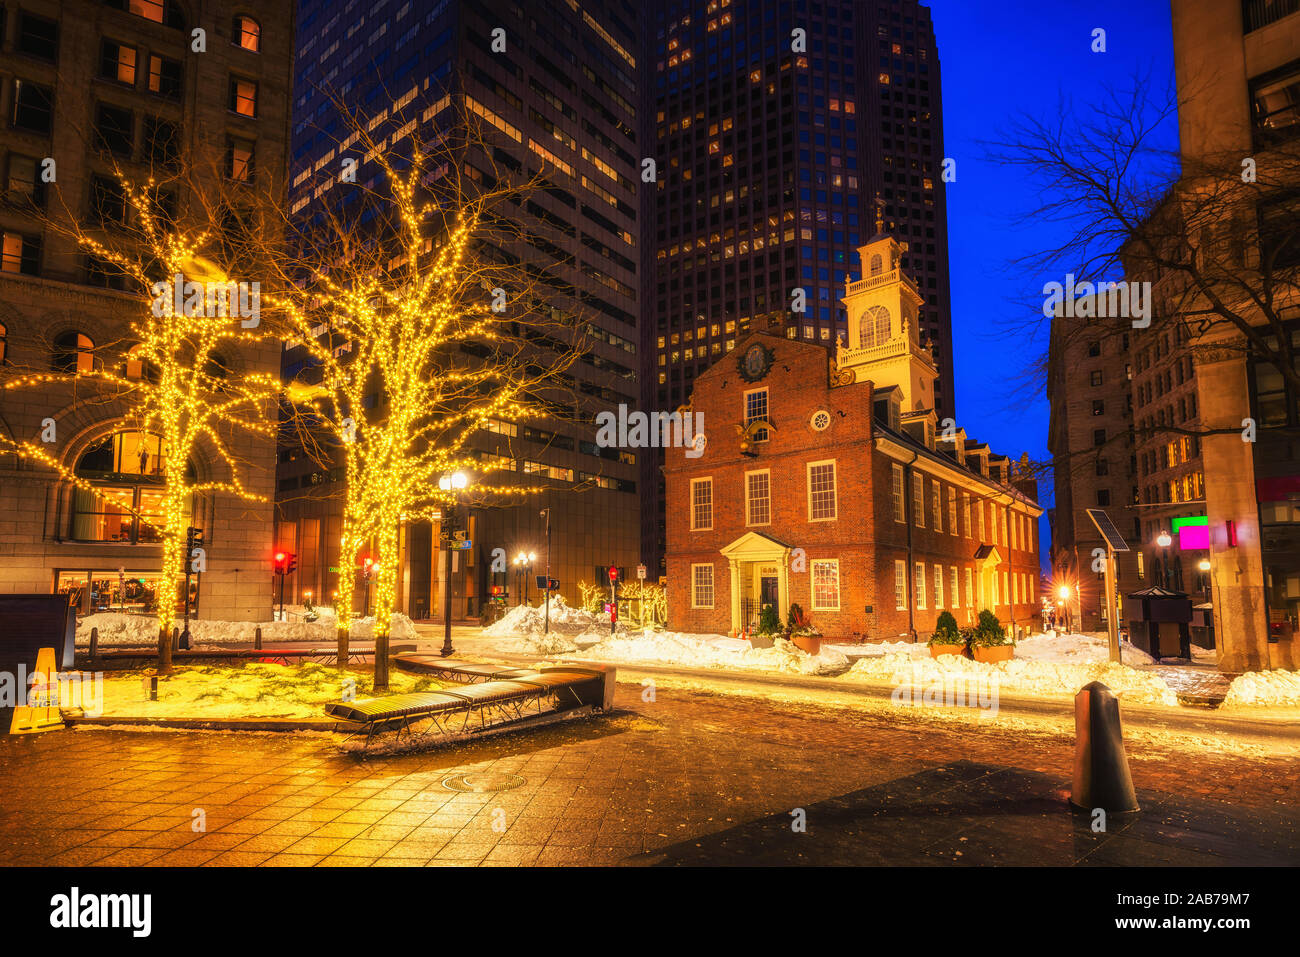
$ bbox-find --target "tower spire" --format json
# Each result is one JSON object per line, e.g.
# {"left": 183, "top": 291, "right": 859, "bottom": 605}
{"left": 874, "top": 193, "right": 886, "bottom": 235}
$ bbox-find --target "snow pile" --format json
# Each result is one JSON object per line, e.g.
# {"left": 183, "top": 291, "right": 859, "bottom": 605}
{"left": 1015, "top": 630, "right": 1157, "bottom": 667}
{"left": 846, "top": 650, "right": 1177, "bottom": 705}
{"left": 77, "top": 611, "right": 416, "bottom": 646}
{"left": 1222, "top": 669, "right": 1300, "bottom": 709}
{"left": 480, "top": 596, "right": 600, "bottom": 642}
{"left": 577, "top": 631, "right": 850, "bottom": 676}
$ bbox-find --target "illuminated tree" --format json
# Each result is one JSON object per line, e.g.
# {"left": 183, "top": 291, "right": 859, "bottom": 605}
{"left": 274, "top": 101, "right": 584, "bottom": 686}
{"left": 0, "top": 165, "right": 285, "bottom": 673}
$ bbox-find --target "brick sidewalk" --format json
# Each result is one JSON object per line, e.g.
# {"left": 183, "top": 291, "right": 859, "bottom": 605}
{"left": 0, "top": 685, "right": 1294, "bottom": 866}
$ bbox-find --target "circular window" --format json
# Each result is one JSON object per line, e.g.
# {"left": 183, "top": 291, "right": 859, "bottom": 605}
{"left": 810, "top": 410, "right": 831, "bottom": 432}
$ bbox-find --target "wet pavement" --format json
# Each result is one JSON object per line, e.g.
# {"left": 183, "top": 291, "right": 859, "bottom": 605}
{"left": 0, "top": 683, "right": 1295, "bottom": 866}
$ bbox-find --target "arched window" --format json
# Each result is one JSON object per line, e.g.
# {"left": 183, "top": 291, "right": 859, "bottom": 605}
{"left": 125, "top": 344, "right": 160, "bottom": 383}
{"left": 869, "top": 253, "right": 883, "bottom": 277}
{"left": 858, "top": 305, "right": 891, "bottom": 349}
{"left": 108, "top": 0, "right": 186, "bottom": 30}
{"left": 72, "top": 429, "right": 192, "bottom": 543}
{"left": 53, "top": 331, "right": 94, "bottom": 373}
{"left": 233, "top": 15, "right": 260, "bottom": 52}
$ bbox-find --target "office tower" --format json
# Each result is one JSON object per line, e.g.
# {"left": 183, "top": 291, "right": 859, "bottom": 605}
{"left": 281, "top": 0, "right": 644, "bottom": 619}
{"left": 642, "top": 0, "right": 953, "bottom": 573}
{"left": 0, "top": 0, "right": 294, "bottom": 620}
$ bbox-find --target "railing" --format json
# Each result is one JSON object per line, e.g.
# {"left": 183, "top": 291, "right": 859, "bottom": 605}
{"left": 1243, "top": 0, "right": 1299, "bottom": 32}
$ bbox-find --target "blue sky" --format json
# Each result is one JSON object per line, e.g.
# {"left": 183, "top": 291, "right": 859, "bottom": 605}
{"left": 925, "top": 0, "right": 1178, "bottom": 569}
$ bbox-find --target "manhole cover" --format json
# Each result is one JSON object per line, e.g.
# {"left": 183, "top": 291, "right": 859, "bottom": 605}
{"left": 441, "top": 771, "right": 526, "bottom": 793}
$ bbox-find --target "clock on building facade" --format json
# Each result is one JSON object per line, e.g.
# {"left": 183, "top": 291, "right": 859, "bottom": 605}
{"left": 737, "top": 343, "right": 775, "bottom": 382}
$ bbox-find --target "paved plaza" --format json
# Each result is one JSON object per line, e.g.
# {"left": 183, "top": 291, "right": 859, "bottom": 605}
{"left": 0, "top": 681, "right": 1295, "bottom": 867}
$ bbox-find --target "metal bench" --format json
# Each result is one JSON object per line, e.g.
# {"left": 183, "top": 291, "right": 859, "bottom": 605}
{"left": 323, "top": 663, "right": 616, "bottom": 748}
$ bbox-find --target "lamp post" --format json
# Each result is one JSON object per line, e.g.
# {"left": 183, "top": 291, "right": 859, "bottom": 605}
{"left": 1057, "top": 584, "right": 1072, "bottom": 633}
{"left": 1197, "top": 557, "right": 1211, "bottom": 598}
{"left": 540, "top": 507, "right": 551, "bottom": 635}
{"left": 1156, "top": 531, "right": 1173, "bottom": 589}
{"left": 438, "top": 471, "right": 469, "bottom": 657}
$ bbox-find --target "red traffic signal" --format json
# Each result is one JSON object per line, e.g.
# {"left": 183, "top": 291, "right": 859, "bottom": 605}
{"left": 272, "top": 551, "right": 296, "bottom": 576}
{"left": 608, "top": 565, "right": 618, "bottom": 583}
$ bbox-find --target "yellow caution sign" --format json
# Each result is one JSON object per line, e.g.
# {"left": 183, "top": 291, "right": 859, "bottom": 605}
{"left": 10, "top": 647, "right": 64, "bottom": 734}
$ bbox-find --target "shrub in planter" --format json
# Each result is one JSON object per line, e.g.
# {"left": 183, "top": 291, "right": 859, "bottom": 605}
{"left": 927, "top": 611, "right": 966, "bottom": 657}
{"left": 757, "top": 603, "right": 782, "bottom": 635}
{"left": 971, "top": 609, "right": 1014, "bottom": 662}
{"left": 781, "top": 602, "right": 823, "bottom": 654}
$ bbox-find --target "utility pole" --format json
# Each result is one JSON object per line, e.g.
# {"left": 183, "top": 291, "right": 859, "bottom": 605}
{"left": 541, "top": 507, "right": 551, "bottom": 635}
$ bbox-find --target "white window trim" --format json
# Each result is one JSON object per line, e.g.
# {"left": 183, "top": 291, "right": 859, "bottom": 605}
{"left": 691, "top": 562, "right": 715, "bottom": 609}
{"left": 950, "top": 566, "right": 959, "bottom": 610}
{"left": 743, "top": 386, "right": 770, "bottom": 442}
{"left": 892, "top": 464, "right": 905, "bottom": 523}
{"left": 745, "top": 468, "right": 771, "bottom": 527}
{"left": 806, "top": 459, "right": 837, "bottom": 522}
{"left": 965, "top": 568, "right": 973, "bottom": 608}
{"left": 810, "top": 558, "right": 841, "bottom": 611}
{"left": 690, "top": 476, "right": 713, "bottom": 531}
{"left": 912, "top": 473, "right": 925, "bottom": 528}
{"left": 934, "top": 564, "right": 944, "bottom": 609}
{"left": 895, "top": 559, "right": 907, "bottom": 611}
{"left": 914, "top": 562, "right": 926, "bottom": 610}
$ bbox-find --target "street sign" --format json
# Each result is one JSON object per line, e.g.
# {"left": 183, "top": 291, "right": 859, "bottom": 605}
{"left": 452, "top": 529, "right": 468, "bottom": 541}
{"left": 452, "top": 539, "right": 472, "bottom": 550}
{"left": 636, "top": 564, "right": 646, "bottom": 580}
{"left": 536, "top": 575, "right": 548, "bottom": 590}
{"left": 548, "top": 578, "right": 559, "bottom": 591}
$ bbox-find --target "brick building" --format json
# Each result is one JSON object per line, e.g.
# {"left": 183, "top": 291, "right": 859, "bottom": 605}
{"left": 0, "top": 0, "right": 294, "bottom": 620}
{"left": 664, "top": 227, "right": 1041, "bottom": 640}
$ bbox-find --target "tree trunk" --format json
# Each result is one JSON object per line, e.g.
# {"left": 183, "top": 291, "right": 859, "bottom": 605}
{"left": 155, "top": 524, "right": 184, "bottom": 674}
{"left": 335, "top": 531, "right": 357, "bottom": 670}
{"left": 371, "top": 518, "right": 400, "bottom": 691}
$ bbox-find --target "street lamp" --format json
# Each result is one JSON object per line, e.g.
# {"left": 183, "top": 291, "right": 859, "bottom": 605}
{"left": 1156, "top": 531, "right": 1173, "bottom": 589}
{"left": 1056, "top": 584, "right": 1072, "bottom": 632}
{"left": 514, "top": 551, "right": 536, "bottom": 604}
{"left": 1198, "top": 557, "right": 1212, "bottom": 598}
{"left": 438, "top": 470, "right": 469, "bottom": 657}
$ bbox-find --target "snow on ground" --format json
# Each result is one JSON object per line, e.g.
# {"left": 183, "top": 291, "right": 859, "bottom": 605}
{"left": 92, "top": 661, "right": 443, "bottom": 721}
{"left": 77, "top": 610, "right": 417, "bottom": 646}
{"left": 577, "top": 631, "right": 851, "bottom": 676}
{"left": 846, "top": 651, "right": 1178, "bottom": 707}
{"left": 1222, "top": 669, "right": 1300, "bottom": 709}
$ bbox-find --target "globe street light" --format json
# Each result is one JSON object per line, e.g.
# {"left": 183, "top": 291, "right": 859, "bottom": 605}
{"left": 438, "top": 471, "right": 470, "bottom": 657}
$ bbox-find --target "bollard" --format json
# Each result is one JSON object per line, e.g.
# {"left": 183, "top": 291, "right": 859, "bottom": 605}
{"left": 254, "top": 626, "right": 262, "bottom": 650}
{"left": 1071, "top": 681, "right": 1139, "bottom": 812}
{"left": 171, "top": 627, "right": 180, "bottom": 652}
{"left": 89, "top": 627, "right": 99, "bottom": 658}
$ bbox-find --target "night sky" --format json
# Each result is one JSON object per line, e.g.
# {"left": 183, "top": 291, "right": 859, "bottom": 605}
{"left": 926, "top": 0, "right": 1179, "bottom": 572}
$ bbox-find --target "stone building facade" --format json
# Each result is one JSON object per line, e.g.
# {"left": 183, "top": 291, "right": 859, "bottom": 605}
{"left": 664, "top": 229, "right": 1042, "bottom": 641}
{"left": 0, "top": 0, "right": 294, "bottom": 621}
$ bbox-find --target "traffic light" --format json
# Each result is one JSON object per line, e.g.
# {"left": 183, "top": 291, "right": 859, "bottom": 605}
{"left": 285, "top": 552, "right": 297, "bottom": 575}
{"left": 273, "top": 552, "right": 288, "bottom": 576}
{"left": 186, "top": 526, "right": 204, "bottom": 550}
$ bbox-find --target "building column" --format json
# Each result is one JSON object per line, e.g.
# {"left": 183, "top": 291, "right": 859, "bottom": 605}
{"left": 1197, "top": 353, "right": 1270, "bottom": 672}
{"left": 729, "top": 559, "right": 741, "bottom": 635}
{"left": 777, "top": 549, "right": 790, "bottom": 624}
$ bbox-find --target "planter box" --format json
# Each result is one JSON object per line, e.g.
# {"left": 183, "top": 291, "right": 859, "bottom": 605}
{"left": 928, "top": 643, "right": 966, "bottom": 659}
{"left": 972, "top": 644, "right": 1014, "bottom": 663}
{"left": 791, "top": 633, "right": 822, "bottom": 655}
{"left": 748, "top": 632, "right": 776, "bottom": 649}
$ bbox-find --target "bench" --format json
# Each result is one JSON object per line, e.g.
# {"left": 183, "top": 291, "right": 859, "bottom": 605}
{"left": 324, "top": 663, "right": 616, "bottom": 748}
{"left": 394, "top": 654, "right": 539, "bottom": 683}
